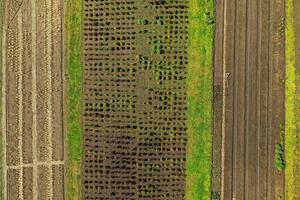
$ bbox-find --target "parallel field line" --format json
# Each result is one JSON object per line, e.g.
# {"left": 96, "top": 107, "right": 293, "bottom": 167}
{"left": 267, "top": 0, "right": 274, "bottom": 198}
{"left": 221, "top": 0, "right": 226, "bottom": 198}
{"left": 31, "top": 0, "right": 38, "bottom": 199}
{"left": 256, "top": 0, "right": 262, "bottom": 197}
{"left": 7, "top": 161, "right": 65, "bottom": 170}
{"left": 2, "top": 0, "right": 7, "bottom": 199}
{"left": 45, "top": 0, "right": 53, "bottom": 198}
{"left": 17, "top": 9, "right": 24, "bottom": 200}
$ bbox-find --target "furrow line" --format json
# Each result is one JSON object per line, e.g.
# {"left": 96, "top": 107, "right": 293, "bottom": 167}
{"left": 2, "top": 1, "right": 7, "bottom": 199}
{"left": 45, "top": 0, "right": 53, "bottom": 198}
{"left": 221, "top": 0, "right": 226, "bottom": 197}
{"left": 256, "top": 0, "right": 262, "bottom": 198}
{"left": 17, "top": 9, "right": 24, "bottom": 200}
{"left": 244, "top": 0, "right": 249, "bottom": 197}
{"left": 267, "top": 0, "right": 274, "bottom": 198}
{"left": 31, "top": 0, "right": 38, "bottom": 199}
{"left": 232, "top": 0, "right": 238, "bottom": 197}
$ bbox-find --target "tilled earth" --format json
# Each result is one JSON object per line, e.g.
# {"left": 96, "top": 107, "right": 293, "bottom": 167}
{"left": 3, "top": 0, "right": 64, "bottom": 199}
{"left": 212, "top": 0, "right": 285, "bottom": 199}
{"left": 82, "top": 0, "right": 188, "bottom": 199}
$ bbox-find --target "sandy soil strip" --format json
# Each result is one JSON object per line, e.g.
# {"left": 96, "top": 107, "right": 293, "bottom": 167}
{"left": 45, "top": 0, "right": 53, "bottom": 198}
{"left": 2, "top": 1, "right": 7, "bottom": 200}
{"left": 17, "top": 9, "right": 24, "bottom": 200}
{"left": 7, "top": 161, "right": 65, "bottom": 169}
{"left": 31, "top": 0, "right": 37, "bottom": 199}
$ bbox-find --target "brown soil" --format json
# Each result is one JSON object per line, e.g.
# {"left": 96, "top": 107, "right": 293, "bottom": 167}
{"left": 213, "top": 0, "right": 285, "bottom": 199}
{"left": 23, "top": 167, "right": 33, "bottom": 200}
{"left": 7, "top": 169, "right": 20, "bottom": 200}
{"left": 52, "top": 165, "right": 64, "bottom": 200}
{"left": 82, "top": 0, "right": 188, "bottom": 199}
{"left": 37, "top": 166, "right": 51, "bottom": 200}
{"left": 3, "top": 0, "right": 64, "bottom": 199}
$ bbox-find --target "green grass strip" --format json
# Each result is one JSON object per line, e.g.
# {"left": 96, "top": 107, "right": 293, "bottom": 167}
{"left": 186, "top": 0, "right": 214, "bottom": 199}
{"left": 65, "top": 0, "right": 83, "bottom": 199}
{"left": 285, "top": 0, "right": 300, "bottom": 199}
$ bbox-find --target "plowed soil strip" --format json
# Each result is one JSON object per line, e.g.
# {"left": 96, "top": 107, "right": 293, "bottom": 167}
{"left": 215, "top": 0, "right": 285, "bottom": 199}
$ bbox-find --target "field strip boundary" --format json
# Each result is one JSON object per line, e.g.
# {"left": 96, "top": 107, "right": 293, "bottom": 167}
{"left": 7, "top": 161, "right": 65, "bottom": 169}
{"left": 31, "top": 0, "right": 38, "bottom": 199}
{"left": 221, "top": 0, "right": 227, "bottom": 198}
{"left": 1, "top": 0, "right": 7, "bottom": 199}
{"left": 46, "top": 0, "right": 53, "bottom": 198}
{"left": 17, "top": 10, "right": 24, "bottom": 200}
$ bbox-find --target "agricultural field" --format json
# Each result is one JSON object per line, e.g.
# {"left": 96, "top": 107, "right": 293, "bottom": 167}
{"left": 2, "top": 0, "right": 65, "bottom": 199}
{"left": 0, "top": 0, "right": 300, "bottom": 199}
{"left": 82, "top": 0, "right": 190, "bottom": 199}
{"left": 212, "top": 0, "right": 287, "bottom": 199}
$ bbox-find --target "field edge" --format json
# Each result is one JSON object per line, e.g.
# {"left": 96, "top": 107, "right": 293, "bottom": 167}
{"left": 0, "top": 0, "right": 5, "bottom": 199}
{"left": 185, "top": 0, "right": 214, "bottom": 199}
{"left": 285, "top": 0, "right": 300, "bottom": 199}
{"left": 64, "top": 0, "right": 83, "bottom": 199}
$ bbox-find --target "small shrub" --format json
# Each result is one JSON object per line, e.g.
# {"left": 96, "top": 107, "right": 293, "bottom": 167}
{"left": 138, "top": 19, "right": 148, "bottom": 25}
{"left": 205, "top": 12, "right": 215, "bottom": 24}
{"left": 152, "top": 40, "right": 163, "bottom": 54}
{"left": 211, "top": 192, "right": 220, "bottom": 200}
{"left": 275, "top": 144, "right": 285, "bottom": 171}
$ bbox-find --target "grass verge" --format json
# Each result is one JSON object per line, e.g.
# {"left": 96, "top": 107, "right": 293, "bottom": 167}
{"left": 186, "top": 0, "right": 214, "bottom": 199}
{"left": 65, "top": 0, "right": 83, "bottom": 199}
{"left": 285, "top": 0, "right": 300, "bottom": 199}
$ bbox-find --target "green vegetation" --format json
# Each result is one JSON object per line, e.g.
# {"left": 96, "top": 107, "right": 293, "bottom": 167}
{"left": 211, "top": 192, "right": 220, "bottom": 200}
{"left": 0, "top": 1, "right": 4, "bottom": 199}
{"left": 65, "top": 0, "right": 83, "bottom": 199}
{"left": 285, "top": 0, "right": 300, "bottom": 199}
{"left": 275, "top": 125, "right": 285, "bottom": 171}
{"left": 138, "top": 19, "right": 149, "bottom": 25}
{"left": 275, "top": 143, "right": 285, "bottom": 171}
{"left": 152, "top": 40, "right": 163, "bottom": 54}
{"left": 186, "top": 0, "right": 214, "bottom": 199}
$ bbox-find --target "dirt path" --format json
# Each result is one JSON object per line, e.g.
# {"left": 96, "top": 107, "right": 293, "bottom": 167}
{"left": 3, "top": 0, "right": 65, "bottom": 199}
{"left": 213, "top": 0, "right": 285, "bottom": 199}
